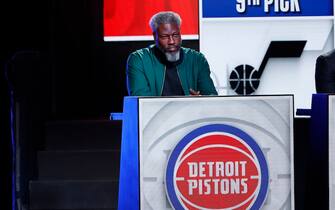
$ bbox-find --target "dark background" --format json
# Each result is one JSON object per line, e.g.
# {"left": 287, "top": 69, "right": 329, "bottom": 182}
{"left": 1, "top": 1, "right": 321, "bottom": 210}
{"left": 1, "top": 0, "right": 198, "bottom": 209}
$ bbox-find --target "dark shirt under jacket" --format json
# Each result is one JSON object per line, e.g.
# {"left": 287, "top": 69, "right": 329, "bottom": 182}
{"left": 154, "top": 47, "right": 185, "bottom": 96}
{"left": 315, "top": 49, "right": 335, "bottom": 93}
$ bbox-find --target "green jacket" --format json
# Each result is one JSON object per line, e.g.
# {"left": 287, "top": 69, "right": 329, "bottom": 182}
{"left": 126, "top": 45, "right": 218, "bottom": 96}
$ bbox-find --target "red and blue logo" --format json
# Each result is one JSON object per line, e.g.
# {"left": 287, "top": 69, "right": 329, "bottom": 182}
{"left": 165, "top": 124, "right": 269, "bottom": 210}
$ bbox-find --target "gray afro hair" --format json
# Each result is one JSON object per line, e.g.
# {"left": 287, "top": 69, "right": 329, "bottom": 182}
{"left": 149, "top": 11, "right": 182, "bottom": 32}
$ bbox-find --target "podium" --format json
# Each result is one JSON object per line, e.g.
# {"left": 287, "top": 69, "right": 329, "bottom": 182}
{"left": 118, "top": 96, "right": 294, "bottom": 210}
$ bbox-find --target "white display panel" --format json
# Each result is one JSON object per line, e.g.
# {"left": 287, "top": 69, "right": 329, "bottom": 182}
{"left": 200, "top": 0, "right": 335, "bottom": 111}
{"left": 138, "top": 96, "right": 294, "bottom": 209}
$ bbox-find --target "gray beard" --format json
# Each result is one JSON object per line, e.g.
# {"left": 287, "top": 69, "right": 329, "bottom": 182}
{"left": 165, "top": 51, "right": 180, "bottom": 62}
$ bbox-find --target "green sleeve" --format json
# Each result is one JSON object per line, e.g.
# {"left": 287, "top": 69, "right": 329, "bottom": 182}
{"left": 126, "top": 53, "right": 154, "bottom": 96}
{"left": 197, "top": 54, "right": 218, "bottom": 95}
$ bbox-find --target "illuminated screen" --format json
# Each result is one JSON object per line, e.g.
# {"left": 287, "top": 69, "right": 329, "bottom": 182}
{"left": 103, "top": 0, "right": 199, "bottom": 41}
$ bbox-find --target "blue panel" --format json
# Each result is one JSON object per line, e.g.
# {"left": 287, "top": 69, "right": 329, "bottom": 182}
{"left": 296, "top": 108, "right": 311, "bottom": 116}
{"left": 308, "top": 93, "right": 329, "bottom": 209}
{"left": 109, "top": 112, "right": 123, "bottom": 121}
{"left": 202, "top": 0, "right": 333, "bottom": 18}
{"left": 117, "top": 97, "right": 139, "bottom": 210}
{"left": 310, "top": 94, "right": 328, "bottom": 153}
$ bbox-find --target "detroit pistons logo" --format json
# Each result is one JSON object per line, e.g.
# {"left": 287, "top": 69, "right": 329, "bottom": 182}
{"left": 165, "top": 124, "right": 269, "bottom": 210}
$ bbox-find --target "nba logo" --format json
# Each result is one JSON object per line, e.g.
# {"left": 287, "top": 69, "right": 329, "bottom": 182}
{"left": 165, "top": 124, "right": 269, "bottom": 210}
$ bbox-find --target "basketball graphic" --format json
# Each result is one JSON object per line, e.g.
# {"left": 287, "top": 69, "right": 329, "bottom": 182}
{"left": 228, "top": 41, "right": 306, "bottom": 95}
{"left": 165, "top": 124, "right": 269, "bottom": 210}
{"left": 229, "top": 64, "right": 260, "bottom": 95}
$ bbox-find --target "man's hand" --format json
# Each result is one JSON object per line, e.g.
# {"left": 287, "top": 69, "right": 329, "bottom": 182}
{"left": 190, "top": 88, "right": 201, "bottom": 96}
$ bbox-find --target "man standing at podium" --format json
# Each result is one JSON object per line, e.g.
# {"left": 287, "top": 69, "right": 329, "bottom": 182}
{"left": 126, "top": 11, "right": 217, "bottom": 96}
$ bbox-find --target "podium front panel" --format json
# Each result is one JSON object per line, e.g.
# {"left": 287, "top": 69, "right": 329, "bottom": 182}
{"left": 138, "top": 96, "right": 294, "bottom": 210}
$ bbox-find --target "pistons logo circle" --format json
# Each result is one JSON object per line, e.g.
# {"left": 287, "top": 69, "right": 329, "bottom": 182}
{"left": 165, "top": 124, "right": 269, "bottom": 210}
